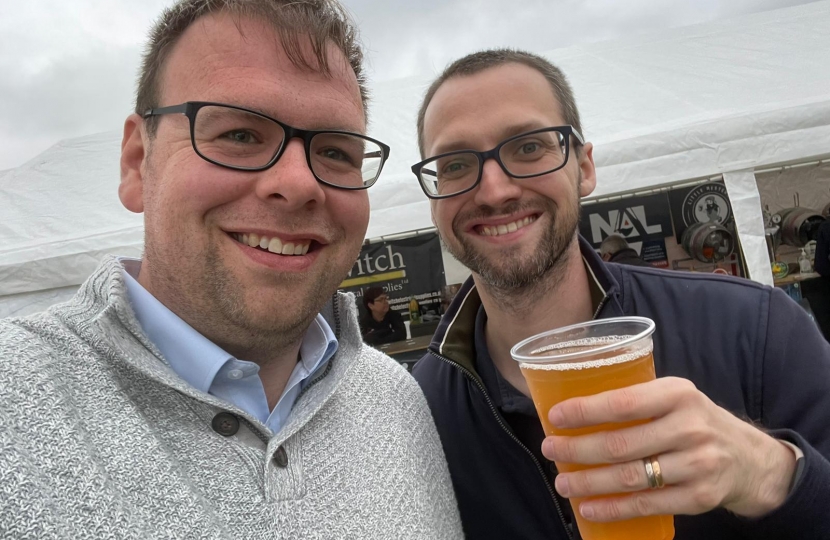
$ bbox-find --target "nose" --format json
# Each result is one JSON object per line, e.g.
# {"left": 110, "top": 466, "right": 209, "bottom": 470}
{"left": 253, "top": 138, "right": 326, "bottom": 209}
{"left": 472, "top": 158, "right": 522, "bottom": 208}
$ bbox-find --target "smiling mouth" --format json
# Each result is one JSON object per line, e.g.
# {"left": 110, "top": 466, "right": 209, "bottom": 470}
{"left": 230, "top": 232, "right": 315, "bottom": 256}
{"left": 475, "top": 215, "right": 537, "bottom": 237}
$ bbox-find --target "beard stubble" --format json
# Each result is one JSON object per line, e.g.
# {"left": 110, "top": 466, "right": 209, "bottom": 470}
{"left": 439, "top": 186, "right": 581, "bottom": 300}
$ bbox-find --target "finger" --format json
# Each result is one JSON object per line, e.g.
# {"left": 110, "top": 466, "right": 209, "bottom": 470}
{"left": 542, "top": 415, "right": 691, "bottom": 465}
{"left": 579, "top": 483, "right": 722, "bottom": 522}
{"left": 555, "top": 452, "right": 686, "bottom": 499}
{"left": 548, "top": 377, "right": 700, "bottom": 429}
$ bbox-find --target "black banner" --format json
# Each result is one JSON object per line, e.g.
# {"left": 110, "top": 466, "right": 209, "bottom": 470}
{"left": 579, "top": 193, "right": 674, "bottom": 250}
{"left": 339, "top": 233, "right": 446, "bottom": 321}
{"left": 641, "top": 238, "right": 669, "bottom": 268}
{"left": 668, "top": 181, "right": 733, "bottom": 242}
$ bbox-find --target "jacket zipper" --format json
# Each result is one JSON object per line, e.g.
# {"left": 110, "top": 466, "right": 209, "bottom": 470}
{"left": 430, "top": 350, "right": 574, "bottom": 540}
{"left": 592, "top": 294, "right": 610, "bottom": 320}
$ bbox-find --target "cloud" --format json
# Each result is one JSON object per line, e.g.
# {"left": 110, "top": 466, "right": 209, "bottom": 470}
{"left": 0, "top": 0, "right": 820, "bottom": 170}
{"left": 0, "top": 45, "right": 140, "bottom": 169}
{"left": 0, "top": 46, "right": 139, "bottom": 134}
{"left": 0, "top": 0, "right": 165, "bottom": 170}
{"left": 347, "top": 0, "right": 819, "bottom": 82}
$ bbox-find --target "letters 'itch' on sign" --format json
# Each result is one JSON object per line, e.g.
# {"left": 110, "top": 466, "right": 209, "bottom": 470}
{"left": 339, "top": 233, "right": 446, "bottom": 319}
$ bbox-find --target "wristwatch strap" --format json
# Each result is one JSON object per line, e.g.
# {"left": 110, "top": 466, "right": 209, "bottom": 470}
{"left": 778, "top": 440, "right": 806, "bottom": 494}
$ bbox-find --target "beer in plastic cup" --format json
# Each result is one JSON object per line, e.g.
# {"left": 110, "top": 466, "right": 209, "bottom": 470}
{"left": 510, "top": 317, "right": 674, "bottom": 540}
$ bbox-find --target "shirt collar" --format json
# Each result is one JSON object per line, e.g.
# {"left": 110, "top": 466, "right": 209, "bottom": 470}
{"left": 298, "top": 312, "right": 338, "bottom": 380}
{"left": 119, "top": 258, "right": 337, "bottom": 393}
{"left": 473, "top": 304, "right": 537, "bottom": 416}
{"left": 121, "top": 259, "right": 231, "bottom": 393}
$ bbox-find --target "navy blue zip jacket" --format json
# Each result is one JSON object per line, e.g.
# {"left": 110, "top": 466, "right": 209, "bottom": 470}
{"left": 413, "top": 237, "right": 830, "bottom": 539}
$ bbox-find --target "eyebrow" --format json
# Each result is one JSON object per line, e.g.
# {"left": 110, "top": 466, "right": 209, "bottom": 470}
{"left": 431, "top": 121, "right": 555, "bottom": 155}
{"left": 214, "top": 99, "right": 365, "bottom": 133}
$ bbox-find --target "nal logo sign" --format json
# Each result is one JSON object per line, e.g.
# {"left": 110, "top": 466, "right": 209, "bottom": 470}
{"left": 579, "top": 194, "right": 673, "bottom": 265}
{"left": 588, "top": 205, "right": 663, "bottom": 244}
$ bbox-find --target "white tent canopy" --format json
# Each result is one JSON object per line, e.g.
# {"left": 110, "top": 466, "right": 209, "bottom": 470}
{"left": 367, "top": 0, "right": 830, "bottom": 233}
{"left": 3, "top": 0, "right": 830, "bottom": 317}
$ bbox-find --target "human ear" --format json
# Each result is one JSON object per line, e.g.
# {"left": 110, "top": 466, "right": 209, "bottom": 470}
{"left": 577, "top": 142, "right": 597, "bottom": 198}
{"left": 119, "top": 114, "right": 147, "bottom": 213}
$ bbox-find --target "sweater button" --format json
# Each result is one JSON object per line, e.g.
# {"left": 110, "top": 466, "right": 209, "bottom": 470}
{"left": 211, "top": 412, "right": 240, "bottom": 437}
{"left": 273, "top": 446, "right": 288, "bottom": 468}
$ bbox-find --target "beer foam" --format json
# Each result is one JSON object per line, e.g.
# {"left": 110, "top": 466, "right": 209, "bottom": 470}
{"left": 519, "top": 335, "right": 652, "bottom": 371}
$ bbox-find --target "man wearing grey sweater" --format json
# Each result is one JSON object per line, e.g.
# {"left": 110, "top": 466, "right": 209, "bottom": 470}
{"left": 0, "top": 1, "right": 462, "bottom": 538}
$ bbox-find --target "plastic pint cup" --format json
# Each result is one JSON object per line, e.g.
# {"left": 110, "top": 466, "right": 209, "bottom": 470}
{"left": 510, "top": 317, "right": 674, "bottom": 540}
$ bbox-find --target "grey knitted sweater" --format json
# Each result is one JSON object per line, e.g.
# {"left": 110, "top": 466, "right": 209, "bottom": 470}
{"left": 0, "top": 257, "right": 463, "bottom": 539}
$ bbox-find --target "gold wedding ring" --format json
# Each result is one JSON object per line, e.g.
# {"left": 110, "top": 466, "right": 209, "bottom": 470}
{"left": 643, "top": 456, "right": 665, "bottom": 489}
{"left": 651, "top": 456, "right": 665, "bottom": 488}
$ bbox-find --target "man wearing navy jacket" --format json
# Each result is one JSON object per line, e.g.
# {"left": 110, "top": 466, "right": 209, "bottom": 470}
{"left": 411, "top": 48, "right": 830, "bottom": 539}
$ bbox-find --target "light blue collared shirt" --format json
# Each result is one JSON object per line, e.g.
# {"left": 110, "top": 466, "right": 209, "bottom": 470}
{"left": 120, "top": 259, "right": 337, "bottom": 434}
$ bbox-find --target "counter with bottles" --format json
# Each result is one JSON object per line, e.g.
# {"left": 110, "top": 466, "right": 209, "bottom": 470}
{"left": 774, "top": 271, "right": 821, "bottom": 286}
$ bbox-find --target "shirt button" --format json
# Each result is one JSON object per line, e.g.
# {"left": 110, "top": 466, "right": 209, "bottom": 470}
{"left": 227, "top": 369, "right": 244, "bottom": 380}
{"left": 211, "top": 412, "right": 240, "bottom": 437}
{"left": 273, "top": 446, "right": 288, "bottom": 468}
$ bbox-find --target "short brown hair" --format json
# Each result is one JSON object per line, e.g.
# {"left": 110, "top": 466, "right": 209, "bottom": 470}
{"left": 136, "top": 0, "right": 367, "bottom": 136}
{"left": 416, "top": 49, "right": 582, "bottom": 157}
{"left": 362, "top": 286, "right": 385, "bottom": 310}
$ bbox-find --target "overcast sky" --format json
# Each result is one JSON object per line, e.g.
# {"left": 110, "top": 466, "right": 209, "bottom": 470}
{"left": 0, "top": 0, "right": 818, "bottom": 171}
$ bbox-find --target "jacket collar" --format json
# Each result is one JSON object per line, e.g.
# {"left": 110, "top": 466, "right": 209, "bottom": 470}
{"left": 430, "top": 235, "right": 624, "bottom": 379}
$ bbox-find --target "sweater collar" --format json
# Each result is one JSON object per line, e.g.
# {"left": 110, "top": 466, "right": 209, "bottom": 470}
{"left": 57, "top": 255, "right": 364, "bottom": 445}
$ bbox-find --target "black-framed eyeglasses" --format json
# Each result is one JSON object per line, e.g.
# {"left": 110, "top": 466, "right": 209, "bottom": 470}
{"left": 411, "top": 125, "right": 584, "bottom": 199}
{"left": 143, "top": 101, "right": 391, "bottom": 190}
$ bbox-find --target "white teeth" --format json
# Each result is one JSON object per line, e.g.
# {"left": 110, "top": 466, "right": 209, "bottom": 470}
{"left": 268, "top": 237, "right": 283, "bottom": 254}
{"left": 478, "top": 216, "right": 536, "bottom": 237}
{"left": 234, "top": 232, "right": 310, "bottom": 256}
